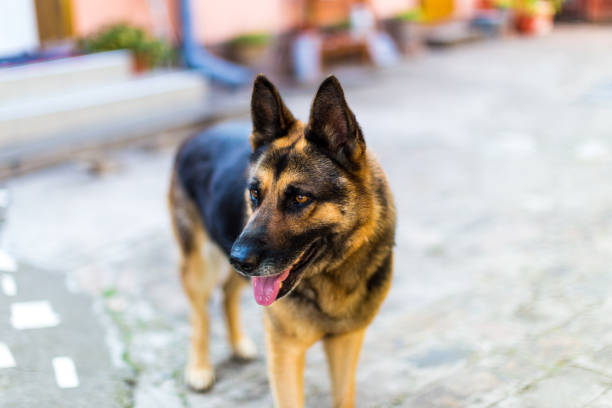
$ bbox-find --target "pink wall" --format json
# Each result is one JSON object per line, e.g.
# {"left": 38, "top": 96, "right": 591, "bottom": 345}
{"left": 192, "top": 0, "right": 297, "bottom": 44}
{"left": 191, "top": 0, "right": 419, "bottom": 43}
{"left": 70, "top": 0, "right": 476, "bottom": 45}
{"left": 372, "top": 0, "right": 418, "bottom": 17}
{"left": 452, "top": 0, "right": 479, "bottom": 19}
{"left": 70, "top": 0, "right": 292, "bottom": 43}
{"left": 71, "top": 0, "right": 156, "bottom": 36}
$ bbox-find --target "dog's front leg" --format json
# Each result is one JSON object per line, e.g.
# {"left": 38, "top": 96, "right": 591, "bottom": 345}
{"left": 264, "top": 314, "right": 310, "bottom": 408}
{"left": 323, "top": 328, "right": 366, "bottom": 408}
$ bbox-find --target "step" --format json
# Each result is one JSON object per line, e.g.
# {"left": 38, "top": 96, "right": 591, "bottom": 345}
{"left": 425, "top": 21, "right": 483, "bottom": 47}
{"left": 0, "top": 50, "right": 132, "bottom": 103}
{"left": 0, "top": 71, "right": 208, "bottom": 149}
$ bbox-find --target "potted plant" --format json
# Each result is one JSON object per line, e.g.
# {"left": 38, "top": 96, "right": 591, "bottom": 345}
{"left": 512, "top": 0, "right": 561, "bottom": 35}
{"left": 224, "top": 32, "right": 273, "bottom": 68}
{"left": 382, "top": 9, "right": 423, "bottom": 55}
{"left": 79, "top": 24, "right": 174, "bottom": 72}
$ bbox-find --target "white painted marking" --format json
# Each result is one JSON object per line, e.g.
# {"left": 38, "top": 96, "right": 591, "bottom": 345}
{"left": 496, "top": 131, "right": 537, "bottom": 156}
{"left": 2, "top": 274, "right": 16, "bottom": 296}
{"left": 52, "top": 357, "right": 79, "bottom": 388}
{"left": 576, "top": 139, "right": 610, "bottom": 161}
{"left": 0, "top": 250, "right": 16, "bottom": 273}
{"left": 0, "top": 342, "right": 16, "bottom": 368}
{"left": 10, "top": 301, "right": 60, "bottom": 329}
{"left": 0, "top": 189, "right": 9, "bottom": 209}
{"left": 521, "top": 194, "right": 553, "bottom": 214}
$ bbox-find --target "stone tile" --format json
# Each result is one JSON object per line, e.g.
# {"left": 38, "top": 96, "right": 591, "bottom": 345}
{"left": 495, "top": 366, "right": 612, "bottom": 408}
{"left": 586, "top": 388, "right": 612, "bottom": 408}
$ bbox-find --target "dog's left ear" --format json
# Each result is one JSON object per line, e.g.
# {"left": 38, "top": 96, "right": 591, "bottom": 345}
{"left": 305, "top": 76, "right": 365, "bottom": 170}
{"left": 250, "top": 74, "right": 296, "bottom": 151}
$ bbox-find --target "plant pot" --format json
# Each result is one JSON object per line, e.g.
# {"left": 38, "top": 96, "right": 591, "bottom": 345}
{"left": 131, "top": 53, "right": 152, "bottom": 73}
{"left": 225, "top": 42, "right": 273, "bottom": 68}
{"left": 514, "top": 1, "right": 554, "bottom": 35}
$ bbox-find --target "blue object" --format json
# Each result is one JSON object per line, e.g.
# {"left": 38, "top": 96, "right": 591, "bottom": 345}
{"left": 470, "top": 10, "right": 508, "bottom": 37}
{"left": 292, "top": 31, "right": 321, "bottom": 84}
{"left": 179, "top": 0, "right": 252, "bottom": 87}
{"left": 367, "top": 32, "right": 400, "bottom": 67}
{"left": 0, "top": 49, "right": 72, "bottom": 67}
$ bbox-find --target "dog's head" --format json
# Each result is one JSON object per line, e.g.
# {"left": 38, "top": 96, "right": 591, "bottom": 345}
{"left": 230, "top": 75, "right": 369, "bottom": 306}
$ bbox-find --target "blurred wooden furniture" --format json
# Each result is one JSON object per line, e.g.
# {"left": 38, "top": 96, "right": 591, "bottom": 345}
{"left": 583, "top": 0, "right": 612, "bottom": 20}
{"left": 306, "top": 0, "right": 355, "bottom": 27}
{"left": 560, "top": 0, "right": 612, "bottom": 21}
{"left": 320, "top": 32, "right": 371, "bottom": 64}
{"left": 304, "top": 0, "right": 373, "bottom": 64}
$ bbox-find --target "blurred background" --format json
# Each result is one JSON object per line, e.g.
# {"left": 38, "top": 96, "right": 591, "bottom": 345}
{"left": 2, "top": 0, "right": 612, "bottom": 407}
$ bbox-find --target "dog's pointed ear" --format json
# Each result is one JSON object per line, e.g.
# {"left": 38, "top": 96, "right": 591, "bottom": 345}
{"left": 250, "top": 74, "right": 296, "bottom": 151}
{"left": 305, "top": 76, "right": 365, "bottom": 170}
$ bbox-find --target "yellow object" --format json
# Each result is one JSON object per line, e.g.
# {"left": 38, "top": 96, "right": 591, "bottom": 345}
{"left": 421, "top": 0, "right": 454, "bottom": 22}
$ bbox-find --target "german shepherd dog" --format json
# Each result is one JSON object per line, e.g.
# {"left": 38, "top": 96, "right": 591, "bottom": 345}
{"left": 168, "top": 74, "right": 395, "bottom": 407}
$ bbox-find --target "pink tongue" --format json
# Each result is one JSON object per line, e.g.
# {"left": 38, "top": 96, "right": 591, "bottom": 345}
{"left": 252, "top": 269, "right": 290, "bottom": 306}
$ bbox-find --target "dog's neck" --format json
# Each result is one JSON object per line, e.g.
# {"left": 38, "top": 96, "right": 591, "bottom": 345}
{"left": 287, "top": 153, "right": 395, "bottom": 330}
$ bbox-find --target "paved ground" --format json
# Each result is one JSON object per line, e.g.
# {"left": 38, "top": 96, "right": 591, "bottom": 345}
{"left": 3, "top": 24, "right": 612, "bottom": 407}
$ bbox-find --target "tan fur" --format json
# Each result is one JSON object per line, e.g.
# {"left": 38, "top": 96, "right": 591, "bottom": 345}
{"left": 323, "top": 328, "right": 366, "bottom": 408}
{"left": 168, "top": 174, "right": 256, "bottom": 391}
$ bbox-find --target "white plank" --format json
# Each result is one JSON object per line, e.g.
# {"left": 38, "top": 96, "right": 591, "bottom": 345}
{"left": 2, "top": 274, "right": 16, "bottom": 296}
{"left": 10, "top": 300, "right": 60, "bottom": 329}
{"left": 0, "top": 342, "right": 16, "bottom": 368}
{"left": 0, "top": 250, "right": 16, "bottom": 273}
{"left": 52, "top": 357, "right": 79, "bottom": 388}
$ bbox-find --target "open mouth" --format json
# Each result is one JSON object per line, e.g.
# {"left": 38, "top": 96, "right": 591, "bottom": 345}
{"left": 251, "top": 240, "right": 321, "bottom": 306}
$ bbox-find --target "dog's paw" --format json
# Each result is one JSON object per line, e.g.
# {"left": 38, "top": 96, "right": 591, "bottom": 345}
{"left": 185, "top": 366, "right": 215, "bottom": 392}
{"left": 233, "top": 336, "right": 257, "bottom": 360}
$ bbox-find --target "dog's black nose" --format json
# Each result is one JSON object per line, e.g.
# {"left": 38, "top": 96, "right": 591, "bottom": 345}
{"left": 229, "top": 243, "right": 260, "bottom": 274}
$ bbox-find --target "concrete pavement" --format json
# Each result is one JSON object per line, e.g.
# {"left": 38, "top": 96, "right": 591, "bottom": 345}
{"left": 0, "top": 264, "right": 129, "bottom": 407}
{"left": 3, "top": 24, "right": 612, "bottom": 407}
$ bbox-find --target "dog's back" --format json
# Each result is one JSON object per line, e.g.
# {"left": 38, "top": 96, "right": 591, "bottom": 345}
{"left": 174, "top": 122, "right": 251, "bottom": 255}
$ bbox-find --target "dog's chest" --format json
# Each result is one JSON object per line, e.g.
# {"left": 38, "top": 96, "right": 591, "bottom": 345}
{"left": 284, "top": 279, "right": 371, "bottom": 334}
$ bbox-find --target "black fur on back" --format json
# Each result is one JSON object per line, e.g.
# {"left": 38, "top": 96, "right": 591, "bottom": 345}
{"left": 175, "top": 122, "right": 252, "bottom": 255}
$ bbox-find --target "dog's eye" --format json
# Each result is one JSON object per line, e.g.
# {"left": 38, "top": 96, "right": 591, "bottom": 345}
{"left": 250, "top": 187, "right": 260, "bottom": 203}
{"left": 294, "top": 194, "right": 310, "bottom": 205}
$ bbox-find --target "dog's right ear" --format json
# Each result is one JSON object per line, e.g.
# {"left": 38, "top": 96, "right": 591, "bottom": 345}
{"left": 305, "top": 76, "right": 365, "bottom": 171}
{"left": 250, "top": 74, "right": 296, "bottom": 151}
